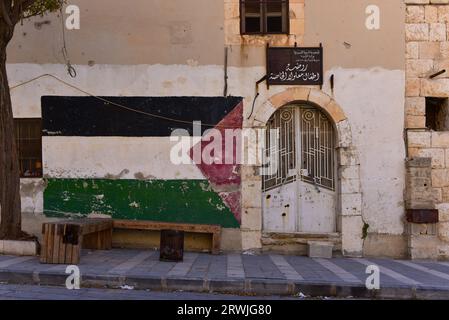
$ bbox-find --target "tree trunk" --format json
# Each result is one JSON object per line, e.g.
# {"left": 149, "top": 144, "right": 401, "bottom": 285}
{"left": 0, "top": 23, "right": 22, "bottom": 239}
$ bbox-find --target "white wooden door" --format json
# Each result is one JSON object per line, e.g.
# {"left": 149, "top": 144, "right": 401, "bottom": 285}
{"left": 262, "top": 105, "right": 336, "bottom": 233}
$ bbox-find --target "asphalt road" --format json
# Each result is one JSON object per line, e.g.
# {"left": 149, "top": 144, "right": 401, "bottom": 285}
{"left": 0, "top": 283, "right": 302, "bottom": 300}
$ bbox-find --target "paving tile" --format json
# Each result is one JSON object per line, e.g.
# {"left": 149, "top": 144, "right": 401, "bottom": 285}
{"left": 285, "top": 256, "right": 342, "bottom": 283}
{"left": 2, "top": 248, "right": 449, "bottom": 298}
{"left": 227, "top": 254, "right": 244, "bottom": 278}
{"left": 313, "top": 258, "right": 361, "bottom": 284}
{"left": 206, "top": 255, "right": 227, "bottom": 279}
{"left": 353, "top": 258, "right": 421, "bottom": 286}
{"left": 167, "top": 253, "right": 198, "bottom": 277}
{"left": 108, "top": 251, "right": 156, "bottom": 274}
{"left": 328, "top": 257, "right": 369, "bottom": 282}
{"left": 147, "top": 260, "right": 176, "bottom": 277}
{"left": 186, "top": 253, "right": 212, "bottom": 278}
{"left": 242, "top": 255, "right": 284, "bottom": 280}
{"left": 0, "top": 256, "right": 34, "bottom": 269}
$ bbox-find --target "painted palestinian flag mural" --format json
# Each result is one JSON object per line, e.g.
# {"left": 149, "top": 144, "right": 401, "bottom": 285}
{"left": 41, "top": 96, "right": 243, "bottom": 228}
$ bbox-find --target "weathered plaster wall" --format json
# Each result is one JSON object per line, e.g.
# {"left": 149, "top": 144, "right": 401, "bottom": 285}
{"left": 9, "top": 62, "right": 405, "bottom": 255}
{"left": 227, "top": 0, "right": 406, "bottom": 256}
{"left": 324, "top": 68, "right": 406, "bottom": 236}
{"left": 20, "top": 179, "right": 45, "bottom": 213}
{"left": 43, "top": 137, "right": 203, "bottom": 180}
{"left": 6, "top": 0, "right": 407, "bottom": 256}
{"left": 225, "top": 0, "right": 405, "bottom": 70}
{"left": 8, "top": 0, "right": 226, "bottom": 66}
{"left": 39, "top": 96, "right": 243, "bottom": 236}
{"left": 305, "top": 0, "right": 405, "bottom": 70}
{"left": 305, "top": 0, "right": 405, "bottom": 257}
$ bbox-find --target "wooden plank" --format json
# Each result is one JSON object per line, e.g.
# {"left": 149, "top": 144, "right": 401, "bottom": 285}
{"left": 83, "top": 232, "right": 101, "bottom": 249}
{"left": 45, "top": 223, "right": 51, "bottom": 263}
{"left": 100, "top": 230, "right": 105, "bottom": 250}
{"left": 211, "top": 231, "right": 221, "bottom": 255}
{"left": 113, "top": 219, "right": 220, "bottom": 234}
{"left": 52, "top": 224, "right": 61, "bottom": 264}
{"left": 80, "top": 219, "right": 113, "bottom": 235}
{"left": 82, "top": 233, "right": 93, "bottom": 249}
{"left": 71, "top": 236, "right": 82, "bottom": 265}
{"left": 115, "top": 219, "right": 221, "bottom": 232}
{"left": 72, "top": 246, "right": 79, "bottom": 265}
{"left": 98, "top": 230, "right": 103, "bottom": 249}
{"left": 50, "top": 218, "right": 112, "bottom": 235}
{"left": 40, "top": 224, "right": 49, "bottom": 263}
{"left": 65, "top": 243, "right": 73, "bottom": 264}
{"left": 58, "top": 225, "right": 66, "bottom": 263}
{"left": 46, "top": 224, "right": 55, "bottom": 264}
{"left": 98, "top": 229, "right": 112, "bottom": 250}
{"left": 106, "top": 229, "right": 113, "bottom": 249}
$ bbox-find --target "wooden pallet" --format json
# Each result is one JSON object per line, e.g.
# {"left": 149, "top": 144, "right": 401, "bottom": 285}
{"left": 40, "top": 218, "right": 113, "bottom": 264}
{"left": 113, "top": 219, "right": 221, "bottom": 254}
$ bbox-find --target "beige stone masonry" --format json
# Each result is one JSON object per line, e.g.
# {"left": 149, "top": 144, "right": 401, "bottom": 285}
{"left": 405, "top": 0, "right": 449, "bottom": 259}
{"left": 247, "top": 87, "right": 363, "bottom": 257}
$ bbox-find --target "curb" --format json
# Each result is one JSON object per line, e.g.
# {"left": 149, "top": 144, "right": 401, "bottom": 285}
{"left": 1, "top": 269, "right": 449, "bottom": 299}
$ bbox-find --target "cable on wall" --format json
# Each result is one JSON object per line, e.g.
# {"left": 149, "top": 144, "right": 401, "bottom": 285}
{"left": 59, "top": 2, "right": 77, "bottom": 78}
{"left": 9, "top": 73, "right": 242, "bottom": 129}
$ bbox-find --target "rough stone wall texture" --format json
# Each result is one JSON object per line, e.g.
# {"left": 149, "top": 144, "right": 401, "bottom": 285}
{"left": 226, "top": 0, "right": 406, "bottom": 257}
{"left": 405, "top": 157, "right": 441, "bottom": 259}
{"left": 405, "top": 0, "right": 449, "bottom": 259}
{"left": 250, "top": 87, "right": 364, "bottom": 256}
{"left": 6, "top": 0, "right": 407, "bottom": 257}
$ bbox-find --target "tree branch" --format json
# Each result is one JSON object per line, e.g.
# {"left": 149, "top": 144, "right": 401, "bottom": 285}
{"left": 0, "top": 0, "right": 13, "bottom": 27}
{"left": 11, "top": 0, "right": 38, "bottom": 24}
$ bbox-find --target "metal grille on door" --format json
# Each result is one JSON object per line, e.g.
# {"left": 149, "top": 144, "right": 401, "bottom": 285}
{"left": 262, "top": 105, "right": 335, "bottom": 191}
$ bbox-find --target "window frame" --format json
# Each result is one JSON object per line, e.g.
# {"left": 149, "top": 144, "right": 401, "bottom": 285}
{"left": 14, "top": 118, "right": 43, "bottom": 178}
{"left": 240, "top": 0, "right": 290, "bottom": 35}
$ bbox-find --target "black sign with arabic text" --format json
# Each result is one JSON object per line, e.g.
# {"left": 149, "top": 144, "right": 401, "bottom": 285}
{"left": 267, "top": 47, "right": 323, "bottom": 86}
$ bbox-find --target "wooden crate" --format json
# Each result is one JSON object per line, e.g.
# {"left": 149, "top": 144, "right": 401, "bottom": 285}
{"left": 40, "top": 219, "right": 113, "bottom": 264}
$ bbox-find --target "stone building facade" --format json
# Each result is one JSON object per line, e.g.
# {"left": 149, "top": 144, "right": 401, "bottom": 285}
{"left": 405, "top": 0, "right": 449, "bottom": 259}
{"left": 4, "top": 0, "right": 442, "bottom": 259}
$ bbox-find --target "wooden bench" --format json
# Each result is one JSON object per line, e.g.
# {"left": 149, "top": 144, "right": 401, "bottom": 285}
{"left": 113, "top": 219, "right": 221, "bottom": 254}
{"left": 40, "top": 218, "right": 113, "bottom": 264}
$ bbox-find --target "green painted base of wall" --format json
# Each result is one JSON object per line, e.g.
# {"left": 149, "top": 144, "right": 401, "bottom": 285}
{"left": 44, "top": 179, "right": 240, "bottom": 228}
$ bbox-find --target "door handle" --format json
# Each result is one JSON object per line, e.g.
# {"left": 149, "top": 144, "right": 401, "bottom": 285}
{"left": 309, "top": 174, "right": 321, "bottom": 193}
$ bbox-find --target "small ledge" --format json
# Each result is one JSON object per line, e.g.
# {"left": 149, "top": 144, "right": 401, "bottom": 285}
{"left": 0, "top": 240, "right": 38, "bottom": 256}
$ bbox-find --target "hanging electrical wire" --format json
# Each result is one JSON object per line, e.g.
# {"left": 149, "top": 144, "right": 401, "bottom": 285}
{"left": 59, "top": 1, "right": 76, "bottom": 78}
{"left": 9, "top": 73, "right": 242, "bottom": 129}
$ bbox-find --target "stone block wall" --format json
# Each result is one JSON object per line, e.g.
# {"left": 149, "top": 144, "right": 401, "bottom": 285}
{"left": 405, "top": 157, "right": 440, "bottom": 259}
{"left": 405, "top": 0, "right": 449, "bottom": 259}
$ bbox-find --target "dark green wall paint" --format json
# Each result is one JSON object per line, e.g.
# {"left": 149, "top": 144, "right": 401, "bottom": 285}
{"left": 44, "top": 179, "right": 240, "bottom": 228}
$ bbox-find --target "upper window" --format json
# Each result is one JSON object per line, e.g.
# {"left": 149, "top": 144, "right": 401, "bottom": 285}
{"left": 240, "top": 0, "right": 289, "bottom": 35}
{"left": 14, "top": 119, "right": 42, "bottom": 178}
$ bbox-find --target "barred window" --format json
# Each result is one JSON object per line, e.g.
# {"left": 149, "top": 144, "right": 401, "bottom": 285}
{"left": 14, "top": 119, "right": 42, "bottom": 178}
{"left": 240, "top": 0, "right": 289, "bottom": 35}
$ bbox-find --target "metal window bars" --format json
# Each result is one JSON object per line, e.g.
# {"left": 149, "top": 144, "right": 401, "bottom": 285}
{"left": 262, "top": 105, "right": 335, "bottom": 192}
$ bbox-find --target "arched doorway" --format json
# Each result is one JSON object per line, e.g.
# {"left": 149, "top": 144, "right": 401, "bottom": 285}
{"left": 262, "top": 103, "right": 337, "bottom": 233}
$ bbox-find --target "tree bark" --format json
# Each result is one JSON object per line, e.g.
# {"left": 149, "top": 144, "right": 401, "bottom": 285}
{"left": 0, "top": 21, "right": 22, "bottom": 240}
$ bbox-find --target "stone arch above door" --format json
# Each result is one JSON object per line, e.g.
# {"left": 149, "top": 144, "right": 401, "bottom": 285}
{"left": 252, "top": 87, "right": 364, "bottom": 257}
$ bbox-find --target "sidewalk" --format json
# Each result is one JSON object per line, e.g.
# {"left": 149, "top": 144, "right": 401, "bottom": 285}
{"left": 1, "top": 249, "right": 449, "bottom": 299}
